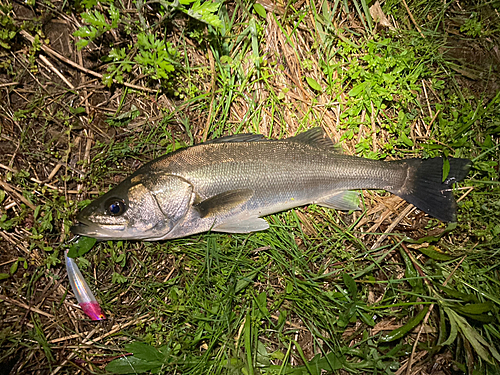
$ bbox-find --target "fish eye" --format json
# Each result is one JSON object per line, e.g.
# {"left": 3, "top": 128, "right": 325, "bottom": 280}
{"left": 105, "top": 199, "right": 126, "bottom": 216}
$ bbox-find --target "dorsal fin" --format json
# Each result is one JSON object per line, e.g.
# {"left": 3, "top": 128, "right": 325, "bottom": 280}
{"left": 287, "top": 128, "right": 340, "bottom": 152}
{"left": 203, "top": 134, "right": 267, "bottom": 144}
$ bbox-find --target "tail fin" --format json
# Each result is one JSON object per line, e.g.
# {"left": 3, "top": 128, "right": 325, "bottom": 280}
{"left": 390, "top": 158, "right": 471, "bottom": 222}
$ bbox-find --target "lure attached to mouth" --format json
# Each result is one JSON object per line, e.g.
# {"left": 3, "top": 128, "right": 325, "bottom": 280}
{"left": 65, "top": 249, "right": 105, "bottom": 321}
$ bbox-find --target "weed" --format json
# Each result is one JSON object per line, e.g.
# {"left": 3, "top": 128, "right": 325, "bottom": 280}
{"left": 461, "top": 13, "right": 483, "bottom": 37}
{"left": 73, "top": 0, "right": 222, "bottom": 88}
{"left": 0, "top": 3, "right": 17, "bottom": 50}
{"left": 73, "top": 4, "right": 121, "bottom": 49}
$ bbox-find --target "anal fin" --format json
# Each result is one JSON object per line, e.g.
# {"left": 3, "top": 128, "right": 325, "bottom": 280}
{"left": 316, "top": 191, "right": 360, "bottom": 211}
{"left": 214, "top": 217, "right": 269, "bottom": 233}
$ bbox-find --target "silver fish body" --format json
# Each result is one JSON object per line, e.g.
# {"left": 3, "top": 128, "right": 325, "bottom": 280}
{"left": 71, "top": 128, "right": 471, "bottom": 241}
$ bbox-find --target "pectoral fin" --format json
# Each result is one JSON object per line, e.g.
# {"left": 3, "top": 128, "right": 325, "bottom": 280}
{"left": 316, "top": 191, "right": 361, "bottom": 211}
{"left": 214, "top": 217, "right": 269, "bottom": 233}
{"left": 194, "top": 189, "right": 254, "bottom": 218}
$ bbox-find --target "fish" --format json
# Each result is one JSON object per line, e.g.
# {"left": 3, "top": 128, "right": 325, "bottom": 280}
{"left": 65, "top": 248, "right": 106, "bottom": 320}
{"left": 71, "top": 128, "right": 471, "bottom": 241}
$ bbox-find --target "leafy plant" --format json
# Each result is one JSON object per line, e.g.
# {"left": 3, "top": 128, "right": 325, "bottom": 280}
{"left": 0, "top": 257, "right": 27, "bottom": 280}
{"left": 179, "top": 0, "right": 222, "bottom": 28}
{"left": 460, "top": 13, "right": 482, "bottom": 37}
{"left": 106, "top": 342, "right": 178, "bottom": 374}
{"left": 67, "top": 236, "right": 97, "bottom": 258}
{"left": 326, "top": 37, "right": 429, "bottom": 158}
{"left": 73, "top": 0, "right": 222, "bottom": 87}
{"left": 132, "top": 33, "right": 178, "bottom": 80}
{"left": 0, "top": 3, "right": 17, "bottom": 50}
{"left": 73, "top": 4, "right": 120, "bottom": 49}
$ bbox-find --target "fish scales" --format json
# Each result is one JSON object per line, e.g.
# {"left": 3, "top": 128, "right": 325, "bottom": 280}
{"left": 154, "top": 141, "right": 405, "bottom": 206}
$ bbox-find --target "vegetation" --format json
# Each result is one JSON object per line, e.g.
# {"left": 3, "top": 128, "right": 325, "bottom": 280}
{"left": 0, "top": 0, "right": 499, "bottom": 374}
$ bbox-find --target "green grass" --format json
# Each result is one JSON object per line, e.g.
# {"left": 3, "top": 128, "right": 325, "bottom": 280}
{"left": 0, "top": 0, "right": 499, "bottom": 373}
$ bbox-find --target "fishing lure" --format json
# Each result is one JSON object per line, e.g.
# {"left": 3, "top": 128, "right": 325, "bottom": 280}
{"left": 65, "top": 249, "right": 105, "bottom": 320}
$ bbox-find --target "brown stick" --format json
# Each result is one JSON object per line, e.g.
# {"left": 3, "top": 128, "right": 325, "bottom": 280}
{"left": 20, "top": 30, "right": 156, "bottom": 93}
{"left": 371, "top": 204, "right": 415, "bottom": 249}
{"left": 39, "top": 54, "right": 75, "bottom": 89}
{"left": 0, "top": 294, "right": 54, "bottom": 319}
{"left": 0, "top": 82, "right": 19, "bottom": 88}
{"left": 0, "top": 179, "right": 36, "bottom": 210}
{"left": 401, "top": 0, "right": 425, "bottom": 38}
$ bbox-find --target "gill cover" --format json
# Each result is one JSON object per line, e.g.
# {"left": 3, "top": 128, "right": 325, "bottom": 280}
{"left": 141, "top": 173, "right": 193, "bottom": 231}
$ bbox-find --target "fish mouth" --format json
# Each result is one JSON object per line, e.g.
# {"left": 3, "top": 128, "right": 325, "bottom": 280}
{"left": 70, "top": 220, "right": 126, "bottom": 239}
{"left": 70, "top": 222, "right": 94, "bottom": 236}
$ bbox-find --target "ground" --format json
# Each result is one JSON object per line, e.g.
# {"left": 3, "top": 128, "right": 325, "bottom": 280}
{"left": 0, "top": 0, "right": 499, "bottom": 374}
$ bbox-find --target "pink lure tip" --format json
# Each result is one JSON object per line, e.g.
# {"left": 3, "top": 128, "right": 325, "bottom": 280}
{"left": 80, "top": 301, "right": 106, "bottom": 321}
